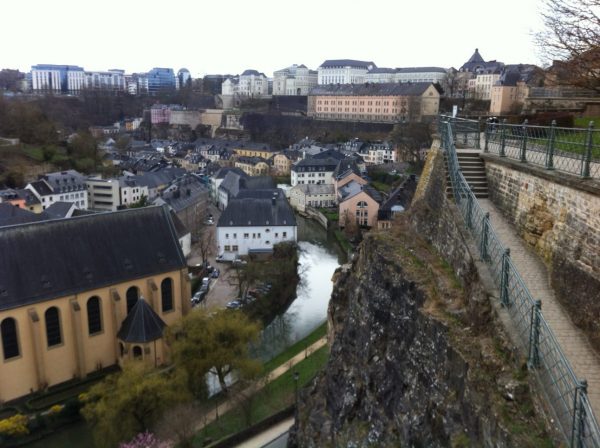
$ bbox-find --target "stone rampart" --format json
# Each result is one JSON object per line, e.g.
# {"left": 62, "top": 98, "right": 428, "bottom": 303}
{"left": 482, "top": 154, "right": 600, "bottom": 349}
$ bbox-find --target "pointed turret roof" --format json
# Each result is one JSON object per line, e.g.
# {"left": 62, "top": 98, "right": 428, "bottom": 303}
{"left": 467, "top": 48, "right": 485, "bottom": 64}
{"left": 117, "top": 298, "right": 166, "bottom": 343}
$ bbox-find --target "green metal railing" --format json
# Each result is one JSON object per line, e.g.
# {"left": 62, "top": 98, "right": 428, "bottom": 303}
{"left": 483, "top": 119, "right": 600, "bottom": 179}
{"left": 440, "top": 117, "right": 600, "bottom": 447}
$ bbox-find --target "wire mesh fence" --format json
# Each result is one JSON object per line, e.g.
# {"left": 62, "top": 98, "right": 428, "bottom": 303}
{"left": 440, "top": 118, "right": 600, "bottom": 447}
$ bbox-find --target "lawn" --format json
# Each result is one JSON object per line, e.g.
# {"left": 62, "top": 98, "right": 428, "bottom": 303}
{"left": 262, "top": 322, "right": 327, "bottom": 372}
{"left": 333, "top": 229, "right": 352, "bottom": 253}
{"left": 194, "top": 345, "right": 329, "bottom": 446}
{"left": 574, "top": 117, "right": 600, "bottom": 128}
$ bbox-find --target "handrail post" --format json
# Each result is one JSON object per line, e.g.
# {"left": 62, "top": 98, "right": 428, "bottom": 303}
{"left": 476, "top": 117, "right": 482, "bottom": 149}
{"left": 501, "top": 248, "right": 511, "bottom": 307}
{"left": 582, "top": 121, "right": 594, "bottom": 178}
{"left": 520, "top": 119, "right": 528, "bottom": 163}
{"left": 546, "top": 120, "right": 556, "bottom": 170}
{"left": 480, "top": 212, "right": 490, "bottom": 262}
{"left": 500, "top": 119, "right": 507, "bottom": 157}
{"left": 466, "top": 194, "right": 473, "bottom": 229}
{"left": 571, "top": 379, "right": 588, "bottom": 448}
{"left": 484, "top": 120, "right": 490, "bottom": 153}
{"left": 528, "top": 300, "right": 542, "bottom": 368}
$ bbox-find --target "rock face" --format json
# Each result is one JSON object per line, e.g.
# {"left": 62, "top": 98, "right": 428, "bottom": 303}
{"left": 289, "top": 147, "right": 553, "bottom": 447}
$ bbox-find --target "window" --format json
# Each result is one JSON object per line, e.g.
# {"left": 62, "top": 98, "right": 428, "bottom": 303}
{"left": 1, "top": 318, "right": 19, "bottom": 359}
{"left": 87, "top": 297, "right": 102, "bottom": 335}
{"left": 225, "top": 233, "right": 229, "bottom": 239}
{"left": 283, "top": 232, "right": 287, "bottom": 238}
{"left": 224, "top": 245, "right": 231, "bottom": 251}
{"left": 161, "top": 278, "right": 174, "bottom": 312}
{"left": 126, "top": 286, "right": 139, "bottom": 314}
{"left": 257, "top": 233, "right": 261, "bottom": 238}
{"left": 244, "top": 233, "right": 249, "bottom": 239}
{"left": 357, "top": 201, "right": 368, "bottom": 208}
{"left": 232, "top": 245, "right": 238, "bottom": 251}
{"left": 133, "top": 345, "right": 143, "bottom": 359}
{"left": 45, "top": 307, "right": 62, "bottom": 347}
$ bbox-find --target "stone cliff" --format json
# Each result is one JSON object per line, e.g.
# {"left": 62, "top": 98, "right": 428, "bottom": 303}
{"left": 289, "top": 147, "right": 554, "bottom": 447}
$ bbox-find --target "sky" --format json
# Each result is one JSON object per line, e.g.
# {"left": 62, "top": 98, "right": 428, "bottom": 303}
{"left": 1, "top": 0, "right": 547, "bottom": 77}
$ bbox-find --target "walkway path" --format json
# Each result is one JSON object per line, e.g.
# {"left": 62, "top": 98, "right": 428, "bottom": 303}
{"left": 234, "top": 417, "right": 293, "bottom": 448}
{"left": 479, "top": 198, "right": 600, "bottom": 418}
{"left": 193, "top": 336, "right": 328, "bottom": 432}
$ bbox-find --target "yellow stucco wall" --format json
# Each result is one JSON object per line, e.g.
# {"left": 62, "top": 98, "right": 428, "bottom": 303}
{"left": 0, "top": 269, "right": 188, "bottom": 402}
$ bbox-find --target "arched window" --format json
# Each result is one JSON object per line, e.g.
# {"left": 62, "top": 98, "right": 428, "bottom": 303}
{"left": 161, "top": 278, "right": 173, "bottom": 312}
{"left": 87, "top": 296, "right": 102, "bottom": 335}
{"left": 126, "top": 287, "right": 139, "bottom": 314}
{"left": 357, "top": 201, "right": 368, "bottom": 208}
{"left": 45, "top": 307, "right": 62, "bottom": 347}
{"left": 1, "top": 318, "right": 19, "bottom": 360}
{"left": 132, "top": 346, "right": 142, "bottom": 359}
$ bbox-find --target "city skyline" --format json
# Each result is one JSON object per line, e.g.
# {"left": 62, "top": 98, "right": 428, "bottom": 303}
{"left": 3, "top": 0, "right": 546, "bottom": 77}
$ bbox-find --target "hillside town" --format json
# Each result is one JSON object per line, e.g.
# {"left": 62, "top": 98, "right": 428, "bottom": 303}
{"left": 1, "top": 3, "right": 599, "bottom": 442}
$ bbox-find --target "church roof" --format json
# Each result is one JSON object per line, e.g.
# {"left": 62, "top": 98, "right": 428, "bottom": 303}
{"left": 117, "top": 298, "right": 166, "bottom": 343}
{"left": 0, "top": 206, "right": 186, "bottom": 311}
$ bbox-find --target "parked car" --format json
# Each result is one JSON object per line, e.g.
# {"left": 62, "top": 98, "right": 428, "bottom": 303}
{"left": 211, "top": 269, "right": 220, "bottom": 278}
{"left": 226, "top": 300, "right": 241, "bottom": 309}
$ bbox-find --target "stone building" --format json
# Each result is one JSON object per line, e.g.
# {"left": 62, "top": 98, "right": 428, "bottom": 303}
{"left": 308, "top": 82, "right": 440, "bottom": 123}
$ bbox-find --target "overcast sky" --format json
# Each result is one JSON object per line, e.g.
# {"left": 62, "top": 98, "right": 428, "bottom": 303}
{"left": 2, "top": 0, "right": 547, "bottom": 77}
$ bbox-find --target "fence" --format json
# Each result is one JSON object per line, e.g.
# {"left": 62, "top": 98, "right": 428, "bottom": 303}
{"left": 440, "top": 117, "right": 600, "bottom": 447}
{"left": 483, "top": 119, "right": 600, "bottom": 179}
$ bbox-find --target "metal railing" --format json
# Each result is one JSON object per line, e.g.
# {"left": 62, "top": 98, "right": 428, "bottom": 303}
{"left": 483, "top": 119, "right": 600, "bottom": 179}
{"left": 440, "top": 117, "right": 600, "bottom": 447}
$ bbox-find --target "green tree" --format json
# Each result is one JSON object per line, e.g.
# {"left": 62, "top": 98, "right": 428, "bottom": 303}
{"left": 535, "top": 0, "right": 600, "bottom": 92}
{"left": 81, "top": 362, "right": 182, "bottom": 448}
{"left": 389, "top": 122, "right": 431, "bottom": 166}
{"left": 168, "top": 308, "right": 262, "bottom": 395}
{"left": 116, "top": 135, "right": 131, "bottom": 154}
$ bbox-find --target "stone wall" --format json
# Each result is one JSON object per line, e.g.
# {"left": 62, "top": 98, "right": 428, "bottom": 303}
{"left": 483, "top": 155, "right": 600, "bottom": 349}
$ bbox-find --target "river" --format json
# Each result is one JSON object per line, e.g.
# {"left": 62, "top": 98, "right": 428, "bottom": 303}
{"left": 26, "top": 215, "right": 344, "bottom": 447}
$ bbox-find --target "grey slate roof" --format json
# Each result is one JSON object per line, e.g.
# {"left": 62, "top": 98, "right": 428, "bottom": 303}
{"left": 29, "top": 180, "right": 53, "bottom": 196}
{"left": 396, "top": 66, "right": 447, "bottom": 73}
{"left": 241, "top": 69, "right": 266, "bottom": 77}
{"left": 214, "top": 167, "right": 247, "bottom": 180}
{"left": 0, "top": 203, "right": 47, "bottom": 227}
{"left": 218, "top": 189, "right": 296, "bottom": 227}
{"left": 0, "top": 206, "right": 186, "bottom": 311}
{"left": 319, "top": 60, "right": 376, "bottom": 69}
{"left": 44, "top": 201, "right": 76, "bottom": 219}
{"left": 117, "top": 298, "right": 166, "bottom": 343}
{"left": 155, "top": 174, "right": 208, "bottom": 214}
{"left": 379, "top": 175, "right": 418, "bottom": 219}
{"left": 309, "top": 82, "right": 433, "bottom": 97}
{"left": 292, "top": 157, "right": 341, "bottom": 172}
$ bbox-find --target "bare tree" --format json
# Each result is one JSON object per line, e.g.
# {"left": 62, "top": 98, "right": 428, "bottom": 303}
{"left": 197, "top": 226, "right": 214, "bottom": 265}
{"left": 535, "top": 0, "right": 600, "bottom": 92}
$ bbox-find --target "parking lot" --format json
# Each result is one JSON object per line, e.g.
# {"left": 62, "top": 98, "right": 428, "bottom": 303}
{"left": 187, "top": 204, "right": 239, "bottom": 309}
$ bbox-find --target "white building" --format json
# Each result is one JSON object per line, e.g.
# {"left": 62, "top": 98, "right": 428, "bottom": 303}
{"left": 216, "top": 189, "right": 297, "bottom": 258}
{"left": 119, "top": 177, "right": 149, "bottom": 207}
{"left": 85, "top": 69, "right": 126, "bottom": 91}
{"left": 365, "top": 67, "right": 447, "bottom": 84}
{"left": 30, "top": 65, "right": 86, "bottom": 93}
{"left": 290, "top": 157, "right": 339, "bottom": 187}
{"left": 239, "top": 70, "right": 268, "bottom": 97}
{"left": 273, "top": 64, "right": 318, "bottom": 96}
{"left": 26, "top": 170, "right": 88, "bottom": 210}
{"left": 317, "top": 59, "right": 376, "bottom": 85}
{"left": 86, "top": 176, "right": 121, "bottom": 211}
{"left": 289, "top": 184, "right": 335, "bottom": 213}
{"left": 358, "top": 142, "right": 397, "bottom": 165}
{"left": 221, "top": 77, "right": 239, "bottom": 95}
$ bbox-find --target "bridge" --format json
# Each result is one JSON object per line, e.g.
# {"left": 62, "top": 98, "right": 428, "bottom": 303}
{"left": 440, "top": 116, "right": 600, "bottom": 447}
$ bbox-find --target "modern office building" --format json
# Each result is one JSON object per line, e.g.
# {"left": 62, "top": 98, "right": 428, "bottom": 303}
{"left": 30, "top": 64, "right": 86, "bottom": 93}
{"left": 147, "top": 68, "right": 178, "bottom": 95}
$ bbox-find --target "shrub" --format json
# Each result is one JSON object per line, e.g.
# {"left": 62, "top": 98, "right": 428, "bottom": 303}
{"left": 0, "top": 414, "right": 29, "bottom": 438}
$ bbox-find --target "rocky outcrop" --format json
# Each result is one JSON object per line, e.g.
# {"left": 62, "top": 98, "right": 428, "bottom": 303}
{"left": 289, "top": 147, "right": 553, "bottom": 447}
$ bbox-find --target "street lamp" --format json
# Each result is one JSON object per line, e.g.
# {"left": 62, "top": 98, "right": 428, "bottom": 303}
{"left": 293, "top": 371, "right": 299, "bottom": 408}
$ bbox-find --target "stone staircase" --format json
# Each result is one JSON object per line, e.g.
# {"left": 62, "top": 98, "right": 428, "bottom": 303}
{"left": 446, "top": 150, "right": 489, "bottom": 199}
